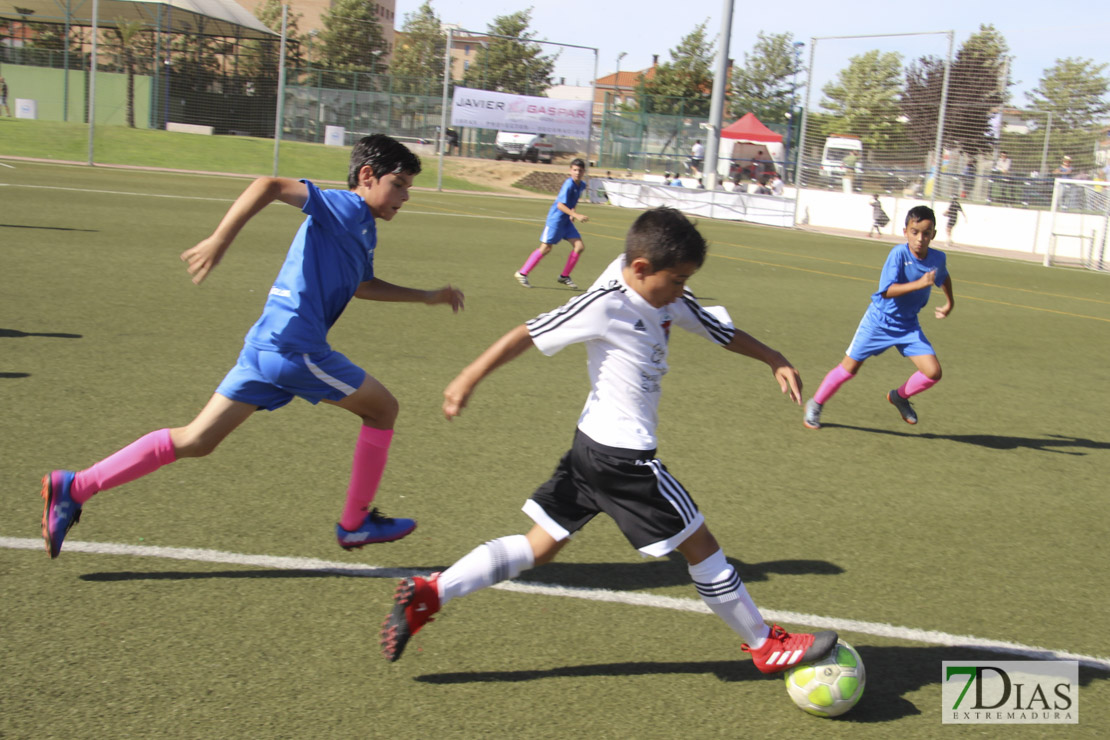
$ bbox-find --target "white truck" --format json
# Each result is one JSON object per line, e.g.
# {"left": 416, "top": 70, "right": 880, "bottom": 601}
{"left": 820, "top": 135, "right": 863, "bottom": 188}
{"left": 494, "top": 131, "right": 554, "bottom": 163}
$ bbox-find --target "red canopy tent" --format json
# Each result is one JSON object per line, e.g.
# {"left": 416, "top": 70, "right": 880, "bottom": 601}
{"left": 718, "top": 113, "right": 784, "bottom": 182}
{"left": 721, "top": 112, "right": 782, "bottom": 142}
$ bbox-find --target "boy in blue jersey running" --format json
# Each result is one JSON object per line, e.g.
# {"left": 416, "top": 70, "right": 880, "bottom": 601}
{"left": 40, "top": 134, "right": 465, "bottom": 559}
{"left": 804, "top": 205, "right": 954, "bottom": 429}
{"left": 514, "top": 158, "right": 589, "bottom": 289}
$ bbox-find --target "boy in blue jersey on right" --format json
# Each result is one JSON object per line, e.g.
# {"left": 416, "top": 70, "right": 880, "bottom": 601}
{"left": 514, "top": 158, "right": 589, "bottom": 289}
{"left": 804, "top": 205, "right": 954, "bottom": 429}
{"left": 40, "top": 134, "right": 465, "bottom": 559}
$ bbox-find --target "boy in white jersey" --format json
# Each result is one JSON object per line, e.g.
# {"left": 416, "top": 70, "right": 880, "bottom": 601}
{"left": 380, "top": 207, "right": 838, "bottom": 672}
{"left": 40, "top": 135, "right": 465, "bottom": 559}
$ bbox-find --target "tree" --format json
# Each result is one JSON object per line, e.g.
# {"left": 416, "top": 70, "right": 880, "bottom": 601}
{"left": 902, "top": 25, "right": 1009, "bottom": 157}
{"left": 820, "top": 50, "right": 903, "bottom": 152}
{"left": 461, "top": 9, "right": 555, "bottom": 95}
{"left": 390, "top": 0, "right": 445, "bottom": 94}
{"left": 110, "top": 19, "right": 145, "bottom": 127}
{"left": 250, "top": 0, "right": 305, "bottom": 75}
{"left": 318, "top": 0, "right": 386, "bottom": 73}
{"left": 1027, "top": 57, "right": 1110, "bottom": 163}
{"left": 637, "top": 21, "right": 715, "bottom": 116}
{"left": 728, "top": 31, "right": 804, "bottom": 122}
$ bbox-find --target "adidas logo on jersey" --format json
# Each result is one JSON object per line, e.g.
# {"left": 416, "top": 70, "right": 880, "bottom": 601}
{"left": 633, "top": 320, "right": 646, "bottom": 331}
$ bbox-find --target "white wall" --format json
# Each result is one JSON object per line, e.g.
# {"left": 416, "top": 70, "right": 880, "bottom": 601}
{"left": 795, "top": 189, "right": 1104, "bottom": 262}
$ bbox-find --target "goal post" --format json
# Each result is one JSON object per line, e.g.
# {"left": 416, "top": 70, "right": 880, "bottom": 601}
{"left": 1044, "top": 178, "right": 1110, "bottom": 270}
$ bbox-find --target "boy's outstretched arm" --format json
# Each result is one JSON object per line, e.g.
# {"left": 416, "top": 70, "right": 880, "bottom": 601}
{"left": 355, "top": 279, "right": 464, "bottom": 312}
{"left": 723, "top": 329, "right": 803, "bottom": 404}
{"left": 181, "top": 177, "right": 308, "bottom": 285}
{"left": 443, "top": 324, "right": 534, "bottom": 419}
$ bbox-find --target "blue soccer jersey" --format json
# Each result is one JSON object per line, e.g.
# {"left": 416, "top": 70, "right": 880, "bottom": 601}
{"left": 545, "top": 177, "right": 586, "bottom": 229}
{"left": 869, "top": 242, "right": 947, "bottom": 329}
{"left": 244, "top": 180, "right": 376, "bottom": 353}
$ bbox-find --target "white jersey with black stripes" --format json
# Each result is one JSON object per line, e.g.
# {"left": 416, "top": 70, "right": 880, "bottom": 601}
{"left": 526, "top": 256, "right": 736, "bottom": 450}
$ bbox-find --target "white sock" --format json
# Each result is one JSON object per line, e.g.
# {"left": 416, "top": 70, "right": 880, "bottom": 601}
{"left": 688, "top": 549, "right": 770, "bottom": 647}
{"left": 437, "top": 535, "right": 535, "bottom": 606}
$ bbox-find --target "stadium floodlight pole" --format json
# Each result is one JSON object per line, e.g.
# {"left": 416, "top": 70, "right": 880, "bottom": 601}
{"left": 437, "top": 28, "right": 452, "bottom": 192}
{"left": 271, "top": 4, "right": 289, "bottom": 177}
{"left": 86, "top": 0, "right": 98, "bottom": 165}
{"left": 929, "top": 31, "right": 954, "bottom": 213}
{"left": 702, "top": 0, "right": 734, "bottom": 192}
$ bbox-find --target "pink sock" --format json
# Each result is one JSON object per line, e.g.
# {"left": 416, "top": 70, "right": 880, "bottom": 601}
{"left": 899, "top": 371, "right": 938, "bottom": 399}
{"left": 561, "top": 250, "right": 581, "bottom": 277}
{"left": 813, "top": 365, "right": 856, "bottom": 405}
{"left": 71, "top": 428, "right": 177, "bottom": 504}
{"left": 339, "top": 426, "right": 394, "bottom": 531}
{"left": 518, "top": 248, "right": 546, "bottom": 275}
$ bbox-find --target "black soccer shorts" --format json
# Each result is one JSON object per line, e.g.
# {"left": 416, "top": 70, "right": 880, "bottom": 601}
{"left": 524, "top": 430, "right": 705, "bottom": 557}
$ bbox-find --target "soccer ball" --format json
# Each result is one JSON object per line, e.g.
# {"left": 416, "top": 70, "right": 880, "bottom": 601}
{"left": 783, "top": 640, "right": 865, "bottom": 718}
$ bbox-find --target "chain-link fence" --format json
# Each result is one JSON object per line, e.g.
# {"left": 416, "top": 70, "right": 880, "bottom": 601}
{"left": 0, "top": 14, "right": 597, "bottom": 177}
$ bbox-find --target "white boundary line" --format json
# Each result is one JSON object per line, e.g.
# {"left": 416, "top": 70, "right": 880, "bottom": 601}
{"left": 3, "top": 536, "right": 1107, "bottom": 671}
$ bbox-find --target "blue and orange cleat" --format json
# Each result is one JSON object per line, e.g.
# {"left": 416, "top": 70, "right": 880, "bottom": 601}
{"left": 41, "top": 470, "right": 82, "bottom": 559}
{"left": 887, "top": 388, "right": 918, "bottom": 425}
{"left": 336, "top": 508, "right": 416, "bottom": 550}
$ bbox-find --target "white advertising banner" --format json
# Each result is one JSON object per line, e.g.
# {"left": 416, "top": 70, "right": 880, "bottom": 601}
{"left": 450, "top": 87, "right": 592, "bottom": 139}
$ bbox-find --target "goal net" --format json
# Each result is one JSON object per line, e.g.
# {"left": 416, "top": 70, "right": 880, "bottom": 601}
{"left": 1044, "top": 179, "right": 1110, "bottom": 270}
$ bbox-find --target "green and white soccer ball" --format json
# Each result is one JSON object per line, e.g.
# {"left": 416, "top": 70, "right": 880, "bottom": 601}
{"left": 783, "top": 640, "right": 865, "bottom": 718}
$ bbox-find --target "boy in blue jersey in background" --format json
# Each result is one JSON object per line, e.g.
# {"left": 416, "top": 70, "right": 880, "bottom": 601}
{"left": 40, "top": 134, "right": 464, "bottom": 559}
{"left": 804, "top": 205, "right": 954, "bottom": 429}
{"left": 514, "top": 158, "right": 589, "bottom": 289}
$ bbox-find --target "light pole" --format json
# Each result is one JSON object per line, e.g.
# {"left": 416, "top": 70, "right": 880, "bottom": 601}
{"left": 783, "top": 41, "right": 804, "bottom": 183}
{"left": 615, "top": 51, "right": 626, "bottom": 101}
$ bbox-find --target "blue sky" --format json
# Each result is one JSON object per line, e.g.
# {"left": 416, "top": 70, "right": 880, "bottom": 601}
{"left": 394, "top": 0, "right": 1108, "bottom": 110}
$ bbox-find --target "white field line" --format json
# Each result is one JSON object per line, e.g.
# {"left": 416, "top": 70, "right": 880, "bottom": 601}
{"left": 3, "top": 536, "right": 1107, "bottom": 671}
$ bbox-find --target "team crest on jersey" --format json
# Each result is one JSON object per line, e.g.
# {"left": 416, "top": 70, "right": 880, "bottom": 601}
{"left": 661, "top": 319, "right": 672, "bottom": 339}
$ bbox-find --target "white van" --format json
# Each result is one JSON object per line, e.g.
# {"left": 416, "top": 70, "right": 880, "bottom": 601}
{"left": 494, "top": 132, "right": 554, "bottom": 163}
{"left": 820, "top": 135, "right": 863, "bottom": 184}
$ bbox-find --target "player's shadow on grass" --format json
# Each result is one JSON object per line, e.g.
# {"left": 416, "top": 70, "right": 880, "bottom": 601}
{"left": 0, "top": 328, "right": 83, "bottom": 339}
{"left": 822, "top": 423, "right": 1110, "bottom": 455}
{"left": 1, "top": 372, "right": 31, "bottom": 378}
{"left": 520, "top": 553, "right": 842, "bottom": 591}
{"left": 0, "top": 223, "right": 98, "bottom": 232}
{"left": 417, "top": 645, "right": 1109, "bottom": 723}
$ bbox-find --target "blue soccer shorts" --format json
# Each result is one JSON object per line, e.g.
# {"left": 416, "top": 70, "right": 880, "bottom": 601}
{"left": 523, "top": 430, "right": 705, "bottom": 558}
{"left": 540, "top": 219, "right": 581, "bottom": 245}
{"left": 845, "top": 309, "right": 935, "bottom": 361}
{"left": 215, "top": 345, "right": 366, "bottom": 411}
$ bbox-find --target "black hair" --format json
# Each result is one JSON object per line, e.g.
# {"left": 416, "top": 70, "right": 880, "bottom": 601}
{"left": 570, "top": 158, "right": 586, "bottom": 169}
{"left": 347, "top": 134, "right": 422, "bottom": 188}
{"left": 624, "top": 206, "right": 707, "bottom": 270}
{"left": 905, "top": 205, "right": 936, "bottom": 227}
